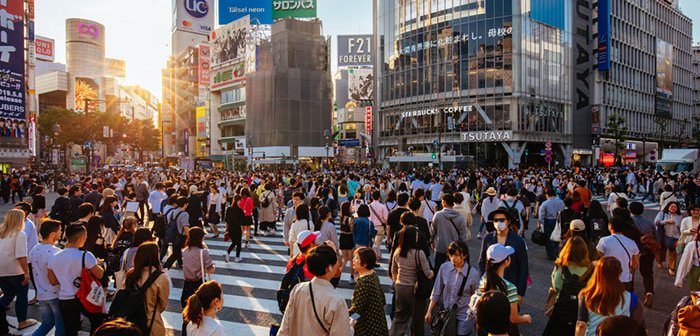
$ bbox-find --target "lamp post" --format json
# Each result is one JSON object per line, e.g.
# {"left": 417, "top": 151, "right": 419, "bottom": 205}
{"left": 247, "top": 134, "right": 253, "bottom": 172}
{"left": 323, "top": 129, "right": 330, "bottom": 169}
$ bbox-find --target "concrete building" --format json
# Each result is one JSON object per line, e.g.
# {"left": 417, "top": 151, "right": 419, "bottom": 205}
{"left": 245, "top": 18, "right": 333, "bottom": 164}
{"left": 692, "top": 44, "right": 700, "bottom": 148}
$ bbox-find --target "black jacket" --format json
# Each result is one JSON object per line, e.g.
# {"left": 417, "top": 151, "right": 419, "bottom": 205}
{"left": 225, "top": 205, "right": 245, "bottom": 234}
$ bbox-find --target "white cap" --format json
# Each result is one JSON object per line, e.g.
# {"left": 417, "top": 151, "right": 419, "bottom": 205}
{"left": 486, "top": 244, "right": 515, "bottom": 263}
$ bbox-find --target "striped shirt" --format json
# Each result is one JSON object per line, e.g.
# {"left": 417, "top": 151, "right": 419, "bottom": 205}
{"left": 478, "top": 276, "right": 518, "bottom": 303}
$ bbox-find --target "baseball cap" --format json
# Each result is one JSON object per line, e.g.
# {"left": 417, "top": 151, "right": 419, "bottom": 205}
{"left": 486, "top": 244, "right": 515, "bottom": 263}
{"left": 570, "top": 219, "right": 586, "bottom": 232}
{"left": 297, "top": 230, "right": 320, "bottom": 248}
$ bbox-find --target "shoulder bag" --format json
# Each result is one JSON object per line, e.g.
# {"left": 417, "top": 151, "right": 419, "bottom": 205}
{"left": 200, "top": 249, "right": 210, "bottom": 281}
{"left": 532, "top": 223, "right": 549, "bottom": 247}
{"left": 309, "top": 283, "right": 329, "bottom": 333}
{"left": 414, "top": 250, "right": 434, "bottom": 299}
{"left": 431, "top": 267, "right": 471, "bottom": 336}
{"left": 550, "top": 212, "right": 562, "bottom": 243}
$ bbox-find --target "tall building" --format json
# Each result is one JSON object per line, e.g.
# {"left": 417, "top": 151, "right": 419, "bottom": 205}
{"left": 373, "top": 0, "right": 694, "bottom": 168}
{"left": 692, "top": 44, "right": 700, "bottom": 148}
{"left": 593, "top": 0, "right": 694, "bottom": 164}
{"left": 245, "top": 18, "right": 333, "bottom": 163}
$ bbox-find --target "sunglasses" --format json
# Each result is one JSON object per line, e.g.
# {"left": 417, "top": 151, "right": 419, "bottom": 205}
{"left": 493, "top": 217, "right": 507, "bottom": 222}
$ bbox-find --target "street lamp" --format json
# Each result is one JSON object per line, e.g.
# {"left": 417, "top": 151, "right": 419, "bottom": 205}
{"left": 247, "top": 134, "right": 253, "bottom": 171}
{"left": 323, "top": 129, "right": 330, "bottom": 169}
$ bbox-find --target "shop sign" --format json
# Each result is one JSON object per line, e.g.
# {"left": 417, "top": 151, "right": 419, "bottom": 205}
{"left": 399, "top": 27, "right": 512, "bottom": 55}
{"left": 0, "top": 0, "right": 26, "bottom": 119}
{"left": 365, "top": 107, "right": 372, "bottom": 132}
{"left": 211, "top": 63, "right": 245, "bottom": 89}
{"left": 461, "top": 130, "right": 512, "bottom": 142}
{"left": 400, "top": 105, "right": 471, "bottom": 119}
{"left": 272, "top": 0, "right": 316, "bottom": 19}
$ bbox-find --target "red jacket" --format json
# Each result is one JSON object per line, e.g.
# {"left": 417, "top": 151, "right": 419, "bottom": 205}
{"left": 241, "top": 196, "right": 254, "bottom": 216}
{"left": 285, "top": 254, "right": 315, "bottom": 280}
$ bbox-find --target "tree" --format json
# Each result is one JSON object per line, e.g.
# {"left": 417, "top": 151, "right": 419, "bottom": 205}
{"left": 693, "top": 116, "right": 700, "bottom": 149}
{"left": 655, "top": 115, "right": 670, "bottom": 158}
{"left": 128, "top": 119, "right": 160, "bottom": 163}
{"left": 605, "top": 113, "right": 628, "bottom": 166}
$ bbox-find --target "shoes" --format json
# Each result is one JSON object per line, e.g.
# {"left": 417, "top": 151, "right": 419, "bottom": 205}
{"left": 234, "top": 257, "right": 243, "bottom": 263}
{"left": 213, "top": 234, "right": 220, "bottom": 239}
{"left": 644, "top": 292, "right": 653, "bottom": 308}
{"left": 224, "top": 254, "right": 230, "bottom": 263}
{"left": 245, "top": 241, "right": 250, "bottom": 248}
{"left": 477, "top": 233, "right": 482, "bottom": 239}
{"left": 657, "top": 263, "right": 664, "bottom": 270}
{"left": 669, "top": 269, "right": 676, "bottom": 277}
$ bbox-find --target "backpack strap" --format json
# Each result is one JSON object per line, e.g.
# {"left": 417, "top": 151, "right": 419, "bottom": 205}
{"left": 457, "top": 266, "right": 471, "bottom": 297}
{"left": 309, "top": 282, "right": 329, "bottom": 333}
{"left": 138, "top": 269, "right": 163, "bottom": 335}
{"left": 612, "top": 235, "right": 632, "bottom": 266}
{"left": 369, "top": 203, "right": 386, "bottom": 227}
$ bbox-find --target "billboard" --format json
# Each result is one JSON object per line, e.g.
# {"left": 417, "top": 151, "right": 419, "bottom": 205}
{"left": 337, "top": 35, "right": 373, "bottom": 67}
{"left": 211, "top": 62, "right": 245, "bottom": 89}
{"left": 35, "top": 36, "right": 55, "bottom": 61}
{"left": 198, "top": 45, "right": 211, "bottom": 86}
{"left": 106, "top": 58, "right": 126, "bottom": 78}
{"left": 597, "top": 0, "right": 610, "bottom": 71}
{"left": 365, "top": 107, "right": 372, "bottom": 132}
{"left": 174, "top": 0, "right": 214, "bottom": 35}
{"left": 219, "top": 0, "right": 272, "bottom": 25}
{"left": 0, "top": 0, "right": 25, "bottom": 120}
{"left": 655, "top": 39, "right": 673, "bottom": 117}
{"left": 348, "top": 68, "right": 374, "bottom": 101}
{"left": 75, "top": 77, "right": 100, "bottom": 113}
{"left": 211, "top": 16, "right": 249, "bottom": 65}
{"left": 272, "top": 0, "right": 317, "bottom": 19}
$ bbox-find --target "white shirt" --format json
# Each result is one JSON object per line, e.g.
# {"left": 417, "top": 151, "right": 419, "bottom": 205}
{"left": 289, "top": 219, "right": 313, "bottom": 256}
{"left": 24, "top": 219, "right": 38, "bottom": 255}
{"left": 186, "top": 316, "right": 225, "bottom": 336}
{"left": 597, "top": 234, "right": 639, "bottom": 282}
{"left": 48, "top": 248, "right": 98, "bottom": 300}
{"left": 0, "top": 231, "right": 27, "bottom": 277}
{"left": 29, "top": 244, "right": 60, "bottom": 301}
{"left": 148, "top": 190, "right": 168, "bottom": 214}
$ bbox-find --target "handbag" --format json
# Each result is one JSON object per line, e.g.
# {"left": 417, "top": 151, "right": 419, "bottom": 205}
{"left": 76, "top": 251, "right": 106, "bottom": 314}
{"left": 414, "top": 250, "right": 434, "bottom": 299}
{"left": 200, "top": 249, "right": 210, "bottom": 281}
{"left": 640, "top": 233, "right": 661, "bottom": 253}
{"left": 532, "top": 223, "right": 549, "bottom": 247}
{"left": 431, "top": 267, "right": 470, "bottom": 336}
{"left": 550, "top": 212, "right": 562, "bottom": 243}
{"left": 544, "top": 287, "right": 557, "bottom": 317}
{"left": 113, "top": 248, "right": 130, "bottom": 290}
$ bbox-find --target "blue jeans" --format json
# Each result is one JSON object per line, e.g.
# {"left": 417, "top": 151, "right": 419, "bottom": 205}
{"left": 543, "top": 218, "right": 559, "bottom": 260}
{"left": 0, "top": 274, "right": 29, "bottom": 322}
{"left": 33, "top": 298, "right": 63, "bottom": 336}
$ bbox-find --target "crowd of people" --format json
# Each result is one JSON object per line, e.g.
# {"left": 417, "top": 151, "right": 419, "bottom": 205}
{"left": 0, "top": 164, "right": 697, "bottom": 335}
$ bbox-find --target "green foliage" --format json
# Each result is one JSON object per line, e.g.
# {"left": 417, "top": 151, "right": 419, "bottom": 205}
{"left": 605, "top": 114, "right": 628, "bottom": 166}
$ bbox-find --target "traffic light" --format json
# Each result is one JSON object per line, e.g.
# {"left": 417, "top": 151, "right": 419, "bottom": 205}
{"left": 431, "top": 152, "right": 437, "bottom": 160}
{"left": 525, "top": 149, "right": 529, "bottom": 156}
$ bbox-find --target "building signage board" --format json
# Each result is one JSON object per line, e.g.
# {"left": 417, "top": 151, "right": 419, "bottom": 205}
{"left": 400, "top": 106, "right": 472, "bottom": 119}
{"left": 348, "top": 68, "right": 373, "bottom": 101}
{"left": 28, "top": 20, "right": 34, "bottom": 42}
{"left": 175, "top": 0, "right": 214, "bottom": 35}
{"left": 0, "top": 0, "right": 26, "bottom": 120}
{"left": 211, "top": 16, "right": 249, "bottom": 65}
{"left": 198, "top": 44, "right": 211, "bottom": 86}
{"left": 339, "top": 139, "right": 360, "bottom": 147}
{"left": 365, "top": 107, "right": 372, "bottom": 132}
{"left": 219, "top": 0, "right": 272, "bottom": 25}
{"left": 337, "top": 35, "right": 373, "bottom": 67}
{"left": 211, "top": 62, "right": 245, "bottom": 89}
{"left": 655, "top": 38, "right": 673, "bottom": 117}
{"left": 272, "top": 0, "right": 317, "bottom": 20}
{"left": 399, "top": 27, "right": 512, "bottom": 55}
{"left": 597, "top": 0, "right": 610, "bottom": 71}
{"left": 461, "top": 130, "right": 513, "bottom": 142}
{"left": 105, "top": 58, "right": 126, "bottom": 78}
{"left": 35, "top": 36, "right": 54, "bottom": 61}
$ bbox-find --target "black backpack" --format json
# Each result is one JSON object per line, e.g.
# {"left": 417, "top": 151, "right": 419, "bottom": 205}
{"left": 108, "top": 270, "right": 163, "bottom": 335}
{"left": 501, "top": 200, "right": 521, "bottom": 229}
{"left": 261, "top": 191, "right": 271, "bottom": 208}
{"left": 553, "top": 266, "right": 590, "bottom": 324}
{"left": 152, "top": 208, "right": 172, "bottom": 239}
{"left": 276, "top": 259, "right": 307, "bottom": 313}
{"left": 164, "top": 210, "right": 184, "bottom": 242}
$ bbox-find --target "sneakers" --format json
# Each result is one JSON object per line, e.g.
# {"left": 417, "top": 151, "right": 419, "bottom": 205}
{"left": 224, "top": 254, "right": 230, "bottom": 263}
{"left": 234, "top": 257, "right": 243, "bottom": 263}
{"left": 644, "top": 292, "right": 653, "bottom": 307}
{"left": 245, "top": 241, "right": 250, "bottom": 248}
{"left": 477, "top": 233, "right": 482, "bottom": 239}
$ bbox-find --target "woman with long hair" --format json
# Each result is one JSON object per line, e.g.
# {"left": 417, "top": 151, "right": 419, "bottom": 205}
{"left": 239, "top": 188, "right": 254, "bottom": 248}
{"left": 655, "top": 201, "right": 683, "bottom": 275}
{"left": 180, "top": 227, "right": 215, "bottom": 336}
{"left": 121, "top": 228, "right": 156, "bottom": 273}
{"left": 124, "top": 242, "right": 170, "bottom": 335}
{"left": 575, "top": 257, "right": 644, "bottom": 336}
{"left": 586, "top": 200, "right": 609, "bottom": 245}
{"left": 0, "top": 209, "right": 36, "bottom": 331}
{"left": 183, "top": 281, "right": 225, "bottom": 336}
{"left": 389, "top": 226, "right": 434, "bottom": 336}
{"left": 338, "top": 201, "right": 356, "bottom": 282}
{"left": 224, "top": 194, "right": 244, "bottom": 263}
{"left": 543, "top": 236, "right": 593, "bottom": 336}
{"left": 206, "top": 185, "right": 222, "bottom": 239}
{"left": 288, "top": 203, "right": 312, "bottom": 257}
{"left": 99, "top": 196, "right": 120, "bottom": 237}
{"left": 84, "top": 215, "right": 107, "bottom": 260}
{"left": 678, "top": 204, "right": 700, "bottom": 255}
{"left": 349, "top": 247, "right": 389, "bottom": 335}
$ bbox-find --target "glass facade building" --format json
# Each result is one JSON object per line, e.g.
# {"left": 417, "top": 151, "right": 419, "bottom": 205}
{"left": 374, "top": 0, "right": 574, "bottom": 168}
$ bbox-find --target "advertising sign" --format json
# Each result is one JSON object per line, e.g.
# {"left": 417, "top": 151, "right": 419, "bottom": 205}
{"left": 196, "top": 104, "right": 207, "bottom": 139}
{"left": 219, "top": 0, "right": 272, "bottom": 25}
{"left": 272, "top": 0, "right": 317, "bottom": 19}
{"left": 27, "top": 0, "right": 34, "bottom": 19}
{"left": 175, "top": 0, "right": 214, "bottom": 35}
{"left": 365, "top": 107, "right": 372, "bottom": 132}
{"left": 597, "top": 0, "right": 610, "bottom": 71}
{"left": 105, "top": 58, "right": 126, "bottom": 78}
{"left": 655, "top": 39, "right": 673, "bottom": 117}
{"left": 35, "top": 36, "right": 54, "bottom": 61}
{"left": 28, "top": 20, "right": 34, "bottom": 42}
{"left": 211, "top": 16, "right": 249, "bottom": 65}
{"left": 0, "top": 0, "right": 26, "bottom": 120}
{"left": 184, "top": 129, "right": 189, "bottom": 156}
{"left": 339, "top": 139, "right": 360, "bottom": 147}
{"left": 461, "top": 130, "right": 513, "bottom": 142}
{"left": 75, "top": 77, "right": 100, "bottom": 113}
{"left": 211, "top": 62, "right": 245, "bottom": 89}
{"left": 198, "top": 45, "right": 211, "bottom": 86}
{"left": 348, "top": 68, "right": 373, "bottom": 101}
{"left": 337, "top": 35, "right": 373, "bottom": 67}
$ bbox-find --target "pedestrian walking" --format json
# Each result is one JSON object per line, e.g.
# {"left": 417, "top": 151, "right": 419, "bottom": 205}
{"left": 348, "top": 246, "right": 388, "bottom": 335}
{"left": 180, "top": 227, "right": 214, "bottom": 336}
{"left": 654, "top": 201, "right": 683, "bottom": 276}
{"left": 183, "top": 281, "right": 225, "bottom": 336}
{"left": 224, "top": 194, "right": 244, "bottom": 263}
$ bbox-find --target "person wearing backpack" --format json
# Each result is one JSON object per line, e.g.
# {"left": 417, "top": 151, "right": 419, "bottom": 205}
{"left": 48, "top": 224, "right": 104, "bottom": 336}
{"left": 278, "top": 230, "right": 318, "bottom": 313}
{"left": 162, "top": 196, "right": 190, "bottom": 269}
{"left": 543, "top": 236, "right": 593, "bottom": 336}
{"left": 183, "top": 281, "right": 225, "bottom": 336}
{"left": 110, "top": 242, "right": 169, "bottom": 336}
{"left": 368, "top": 190, "right": 388, "bottom": 259}
{"left": 431, "top": 194, "right": 468, "bottom": 273}
{"left": 258, "top": 183, "right": 278, "bottom": 236}
{"left": 498, "top": 188, "right": 526, "bottom": 235}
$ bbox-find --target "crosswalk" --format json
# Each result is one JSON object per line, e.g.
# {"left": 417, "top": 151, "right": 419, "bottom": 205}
{"left": 591, "top": 195, "right": 660, "bottom": 210}
{"left": 11, "top": 221, "right": 393, "bottom": 336}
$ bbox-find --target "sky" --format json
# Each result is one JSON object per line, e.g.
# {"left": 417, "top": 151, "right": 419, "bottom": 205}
{"left": 37, "top": 0, "right": 699, "bottom": 104}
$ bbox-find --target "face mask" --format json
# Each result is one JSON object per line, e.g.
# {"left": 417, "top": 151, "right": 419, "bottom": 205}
{"left": 495, "top": 220, "right": 507, "bottom": 231}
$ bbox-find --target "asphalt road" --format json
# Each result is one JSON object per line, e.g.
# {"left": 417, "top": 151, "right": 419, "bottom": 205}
{"left": 1, "top": 193, "right": 687, "bottom": 336}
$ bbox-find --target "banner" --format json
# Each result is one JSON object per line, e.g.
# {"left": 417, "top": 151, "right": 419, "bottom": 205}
{"left": 211, "top": 16, "right": 249, "bottom": 65}
{"left": 337, "top": 35, "right": 373, "bottom": 67}
{"left": 348, "top": 68, "right": 374, "bottom": 101}
{"left": 106, "top": 58, "right": 126, "bottom": 78}
{"left": 365, "top": 107, "right": 372, "bottom": 132}
{"left": 174, "top": 0, "right": 214, "bottom": 35}
{"left": 35, "top": 36, "right": 54, "bottom": 61}
{"left": 75, "top": 77, "right": 100, "bottom": 113}
{"left": 655, "top": 38, "right": 673, "bottom": 117}
{"left": 272, "top": 0, "right": 317, "bottom": 19}
{"left": 219, "top": 0, "right": 272, "bottom": 25}
{"left": 597, "top": 0, "right": 610, "bottom": 71}
{"left": 211, "top": 62, "right": 245, "bottom": 89}
{"left": 0, "top": 0, "right": 25, "bottom": 120}
{"left": 198, "top": 44, "right": 211, "bottom": 86}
